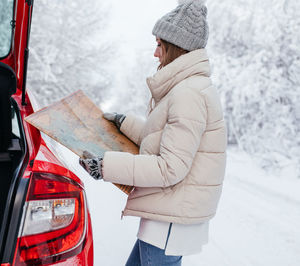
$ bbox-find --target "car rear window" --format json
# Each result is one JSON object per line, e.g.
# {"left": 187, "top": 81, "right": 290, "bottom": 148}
{"left": 0, "top": 0, "right": 14, "bottom": 58}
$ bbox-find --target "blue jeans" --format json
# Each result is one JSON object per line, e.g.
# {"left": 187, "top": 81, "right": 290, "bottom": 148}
{"left": 125, "top": 239, "right": 182, "bottom": 266}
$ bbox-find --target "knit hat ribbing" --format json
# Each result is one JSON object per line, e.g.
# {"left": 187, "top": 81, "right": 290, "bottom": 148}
{"left": 152, "top": 0, "right": 209, "bottom": 51}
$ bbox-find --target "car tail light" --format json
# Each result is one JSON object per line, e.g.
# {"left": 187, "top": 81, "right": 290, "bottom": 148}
{"left": 14, "top": 173, "right": 87, "bottom": 265}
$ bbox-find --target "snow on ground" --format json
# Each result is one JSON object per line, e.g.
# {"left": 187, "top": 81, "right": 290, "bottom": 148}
{"left": 44, "top": 136, "right": 300, "bottom": 266}
{"left": 27, "top": 0, "right": 300, "bottom": 264}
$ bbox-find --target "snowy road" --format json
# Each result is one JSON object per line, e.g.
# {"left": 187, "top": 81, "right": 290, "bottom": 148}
{"left": 45, "top": 137, "right": 300, "bottom": 266}
{"left": 183, "top": 149, "right": 300, "bottom": 266}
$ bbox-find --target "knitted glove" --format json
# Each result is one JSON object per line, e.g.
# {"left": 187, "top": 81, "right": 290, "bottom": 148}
{"left": 79, "top": 151, "right": 103, "bottom": 180}
{"left": 103, "top": 112, "right": 126, "bottom": 130}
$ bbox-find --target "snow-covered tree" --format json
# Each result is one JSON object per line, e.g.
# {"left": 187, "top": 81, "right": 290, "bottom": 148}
{"left": 28, "top": 0, "right": 114, "bottom": 107}
{"left": 102, "top": 47, "right": 155, "bottom": 117}
{"left": 0, "top": 0, "right": 14, "bottom": 57}
{"left": 207, "top": 0, "right": 300, "bottom": 176}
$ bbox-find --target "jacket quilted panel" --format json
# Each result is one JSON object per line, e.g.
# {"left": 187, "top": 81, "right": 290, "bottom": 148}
{"left": 102, "top": 49, "right": 227, "bottom": 224}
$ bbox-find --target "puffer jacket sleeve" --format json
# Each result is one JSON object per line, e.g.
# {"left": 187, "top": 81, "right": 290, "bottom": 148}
{"left": 102, "top": 89, "right": 207, "bottom": 187}
{"left": 120, "top": 114, "right": 146, "bottom": 146}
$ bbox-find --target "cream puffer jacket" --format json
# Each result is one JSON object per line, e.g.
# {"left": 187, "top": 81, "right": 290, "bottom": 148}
{"left": 102, "top": 49, "right": 227, "bottom": 224}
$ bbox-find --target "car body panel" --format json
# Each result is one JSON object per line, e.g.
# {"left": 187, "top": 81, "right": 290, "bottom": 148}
{"left": 0, "top": 0, "right": 94, "bottom": 264}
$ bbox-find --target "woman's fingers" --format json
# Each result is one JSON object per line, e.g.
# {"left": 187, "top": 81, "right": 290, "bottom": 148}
{"left": 103, "top": 112, "right": 116, "bottom": 121}
{"left": 103, "top": 112, "right": 126, "bottom": 130}
{"left": 82, "top": 150, "right": 96, "bottom": 159}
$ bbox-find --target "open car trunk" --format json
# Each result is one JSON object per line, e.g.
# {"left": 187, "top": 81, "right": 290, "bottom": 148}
{"left": 0, "top": 63, "right": 27, "bottom": 255}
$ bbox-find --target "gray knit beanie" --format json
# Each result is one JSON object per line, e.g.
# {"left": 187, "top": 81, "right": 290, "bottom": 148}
{"left": 152, "top": 0, "right": 209, "bottom": 51}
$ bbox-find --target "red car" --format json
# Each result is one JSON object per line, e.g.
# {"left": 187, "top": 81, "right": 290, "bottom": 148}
{"left": 0, "top": 0, "right": 94, "bottom": 265}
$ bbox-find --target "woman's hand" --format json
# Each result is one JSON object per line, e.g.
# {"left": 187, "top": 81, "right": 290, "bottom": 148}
{"left": 79, "top": 151, "right": 103, "bottom": 180}
{"left": 103, "top": 112, "right": 126, "bottom": 130}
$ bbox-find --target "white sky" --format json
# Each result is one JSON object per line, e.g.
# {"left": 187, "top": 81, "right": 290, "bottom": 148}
{"left": 107, "top": 0, "right": 177, "bottom": 56}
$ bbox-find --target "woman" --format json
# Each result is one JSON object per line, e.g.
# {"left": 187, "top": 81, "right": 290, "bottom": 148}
{"left": 80, "top": 0, "right": 227, "bottom": 265}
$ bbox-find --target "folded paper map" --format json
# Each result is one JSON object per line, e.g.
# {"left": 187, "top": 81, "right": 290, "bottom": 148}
{"left": 25, "top": 90, "right": 137, "bottom": 194}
